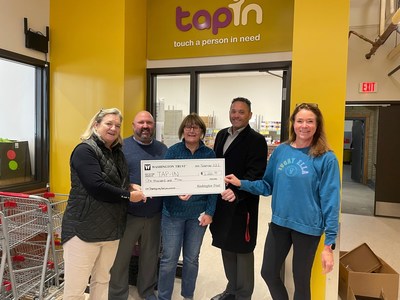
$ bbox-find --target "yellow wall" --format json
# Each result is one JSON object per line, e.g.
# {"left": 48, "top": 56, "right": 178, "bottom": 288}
{"left": 49, "top": 0, "right": 147, "bottom": 193}
{"left": 123, "top": 0, "right": 147, "bottom": 130}
{"left": 291, "top": 1, "right": 349, "bottom": 298}
{"left": 49, "top": 1, "right": 349, "bottom": 297}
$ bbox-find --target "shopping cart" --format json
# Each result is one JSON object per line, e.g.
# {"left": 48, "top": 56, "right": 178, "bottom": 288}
{"left": 0, "top": 192, "right": 68, "bottom": 300}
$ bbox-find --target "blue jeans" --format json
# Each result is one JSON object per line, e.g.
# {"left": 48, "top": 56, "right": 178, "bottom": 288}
{"left": 157, "top": 215, "right": 207, "bottom": 300}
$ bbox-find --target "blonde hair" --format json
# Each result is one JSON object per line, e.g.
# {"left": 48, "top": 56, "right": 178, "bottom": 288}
{"left": 81, "top": 108, "right": 123, "bottom": 147}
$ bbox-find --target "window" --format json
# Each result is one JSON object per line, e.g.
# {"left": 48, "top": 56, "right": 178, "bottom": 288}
{"left": 147, "top": 62, "right": 291, "bottom": 150}
{"left": 0, "top": 49, "right": 49, "bottom": 192}
{"left": 198, "top": 71, "right": 285, "bottom": 149}
{"left": 155, "top": 74, "right": 190, "bottom": 147}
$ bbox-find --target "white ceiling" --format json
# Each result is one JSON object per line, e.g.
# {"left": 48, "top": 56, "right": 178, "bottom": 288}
{"left": 350, "top": 0, "right": 398, "bottom": 27}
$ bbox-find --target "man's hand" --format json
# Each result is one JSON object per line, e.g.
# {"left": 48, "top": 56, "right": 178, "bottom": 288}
{"left": 221, "top": 188, "right": 236, "bottom": 202}
{"left": 178, "top": 194, "right": 191, "bottom": 201}
{"left": 130, "top": 190, "right": 146, "bottom": 203}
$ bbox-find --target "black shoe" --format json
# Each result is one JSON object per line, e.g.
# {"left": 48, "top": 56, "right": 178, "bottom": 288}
{"left": 210, "top": 291, "right": 235, "bottom": 300}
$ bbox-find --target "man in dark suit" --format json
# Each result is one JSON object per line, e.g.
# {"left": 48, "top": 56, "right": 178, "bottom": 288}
{"left": 210, "top": 97, "right": 268, "bottom": 300}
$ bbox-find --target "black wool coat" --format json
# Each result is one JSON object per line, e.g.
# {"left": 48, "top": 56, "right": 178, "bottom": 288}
{"left": 210, "top": 125, "right": 268, "bottom": 253}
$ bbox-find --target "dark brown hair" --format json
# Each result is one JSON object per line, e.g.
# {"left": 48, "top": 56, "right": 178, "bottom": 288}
{"left": 231, "top": 97, "right": 252, "bottom": 112}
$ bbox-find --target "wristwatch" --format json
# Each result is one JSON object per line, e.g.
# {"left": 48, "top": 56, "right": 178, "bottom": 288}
{"left": 325, "top": 243, "right": 336, "bottom": 252}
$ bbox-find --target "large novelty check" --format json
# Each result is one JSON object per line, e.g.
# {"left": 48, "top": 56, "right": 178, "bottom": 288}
{"left": 140, "top": 158, "right": 225, "bottom": 197}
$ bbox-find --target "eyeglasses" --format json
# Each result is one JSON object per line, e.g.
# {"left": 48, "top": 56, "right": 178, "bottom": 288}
{"left": 184, "top": 125, "right": 201, "bottom": 131}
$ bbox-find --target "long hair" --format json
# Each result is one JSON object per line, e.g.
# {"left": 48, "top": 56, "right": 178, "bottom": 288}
{"left": 287, "top": 103, "right": 331, "bottom": 157}
{"left": 178, "top": 113, "right": 207, "bottom": 139}
{"left": 81, "top": 108, "right": 124, "bottom": 147}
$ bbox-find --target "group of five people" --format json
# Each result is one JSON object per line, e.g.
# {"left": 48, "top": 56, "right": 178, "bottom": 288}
{"left": 61, "top": 97, "right": 340, "bottom": 300}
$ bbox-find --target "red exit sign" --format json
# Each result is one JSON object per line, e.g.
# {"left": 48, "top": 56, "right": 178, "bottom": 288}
{"left": 359, "top": 82, "right": 377, "bottom": 93}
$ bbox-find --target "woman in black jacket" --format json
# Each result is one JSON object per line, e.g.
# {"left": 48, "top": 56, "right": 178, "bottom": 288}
{"left": 61, "top": 108, "right": 146, "bottom": 300}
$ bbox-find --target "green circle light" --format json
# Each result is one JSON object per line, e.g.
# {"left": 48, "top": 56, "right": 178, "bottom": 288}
{"left": 9, "top": 160, "right": 18, "bottom": 171}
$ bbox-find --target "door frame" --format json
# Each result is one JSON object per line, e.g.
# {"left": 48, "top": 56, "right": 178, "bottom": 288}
{"left": 375, "top": 104, "right": 400, "bottom": 217}
{"left": 146, "top": 61, "right": 292, "bottom": 142}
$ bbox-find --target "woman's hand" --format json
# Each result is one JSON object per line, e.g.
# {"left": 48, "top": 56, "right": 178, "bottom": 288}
{"left": 199, "top": 214, "right": 212, "bottom": 226}
{"left": 221, "top": 188, "right": 236, "bottom": 202}
{"left": 225, "top": 174, "right": 241, "bottom": 187}
{"left": 179, "top": 194, "right": 192, "bottom": 201}
{"left": 130, "top": 184, "right": 142, "bottom": 191}
{"left": 129, "top": 190, "right": 146, "bottom": 203}
{"left": 321, "top": 246, "right": 334, "bottom": 274}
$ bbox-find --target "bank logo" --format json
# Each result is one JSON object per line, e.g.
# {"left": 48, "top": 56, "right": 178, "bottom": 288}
{"left": 144, "top": 164, "right": 151, "bottom": 171}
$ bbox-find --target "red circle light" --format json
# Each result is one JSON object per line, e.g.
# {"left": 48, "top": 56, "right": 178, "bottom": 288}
{"left": 7, "top": 150, "right": 16, "bottom": 160}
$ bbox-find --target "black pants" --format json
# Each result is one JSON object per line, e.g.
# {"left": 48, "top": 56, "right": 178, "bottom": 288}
{"left": 221, "top": 249, "right": 254, "bottom": 300}
{"left": 261, "top": 223, "right": 320, "bottom": 300}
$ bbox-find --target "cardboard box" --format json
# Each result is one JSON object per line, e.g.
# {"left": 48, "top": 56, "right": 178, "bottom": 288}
{"left": 339, "top": 243, "right": 399, "bottom": 300}
{"left": 348, "top": 286, "right": 387, "bottom": 300}
{"left": 340, "top": 243, "right": 382, "bottom": 273}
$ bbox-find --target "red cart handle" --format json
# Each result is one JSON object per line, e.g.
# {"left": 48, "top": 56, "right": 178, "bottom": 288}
{"left": 0, "top": 191, "right": 30, "bottom": 198}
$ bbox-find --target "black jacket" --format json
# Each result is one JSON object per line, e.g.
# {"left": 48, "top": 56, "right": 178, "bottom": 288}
{"left": 61, "top": 136, "right": 130, "bottom": 244}
{"left": 210, "top": 125, "right": 268, "bottom": 253}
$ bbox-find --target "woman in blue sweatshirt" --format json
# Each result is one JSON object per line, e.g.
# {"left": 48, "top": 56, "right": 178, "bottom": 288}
{"left": 225, "top": 103, "right": 340, "bottom": 300}
{"left": 157, "top": 113, "right": 217, "bottom": 300}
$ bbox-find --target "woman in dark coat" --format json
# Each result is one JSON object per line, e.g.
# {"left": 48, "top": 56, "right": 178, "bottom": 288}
{"left": 62, "top": 108, "right": 146, "bottom": 300}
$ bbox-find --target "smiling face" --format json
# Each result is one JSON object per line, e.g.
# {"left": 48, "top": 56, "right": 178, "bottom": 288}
{"left": 94, "top": 113, "right": 121, "bottom": 148}
{"left": 293, "top": 109, "right": 317, "bottom": 146}
{"left": 183, "top": 123, "right": 202, "bottom": 146}
{"left": 229, "top": 100, "right": 252, "bottom": 132}
{"left": 133, "top": 111, "right": 155, "bottom": 144}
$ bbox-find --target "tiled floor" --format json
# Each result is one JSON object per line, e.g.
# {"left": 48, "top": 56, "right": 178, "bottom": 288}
{"left": 341, "top": 164, "right": 375, "bottom": 216}
{"left": 126, "top": 166, "right": 400, "bottom": 300}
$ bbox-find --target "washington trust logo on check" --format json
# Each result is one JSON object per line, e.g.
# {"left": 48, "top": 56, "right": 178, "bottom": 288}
{"left": 140, "top": 158, "right": 225, "bottom": 197}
